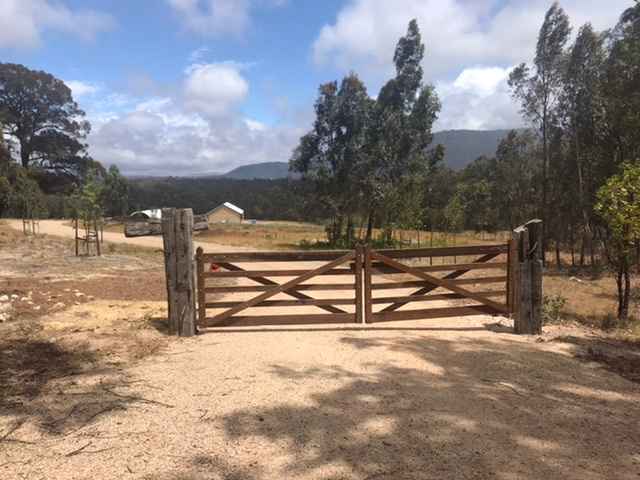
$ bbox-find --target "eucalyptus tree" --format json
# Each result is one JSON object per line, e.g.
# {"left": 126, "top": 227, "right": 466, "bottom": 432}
{"left": 363, "top": 19, "right": 441, "bottom": 240}
{"left": 602, "top": 1, "right": 640, "bottom": 166}
{"left": 509, "top": 2, "right": 571, "bottom": 260}
{"left": 290, "top": 73, "right": 371, "bottom": 245}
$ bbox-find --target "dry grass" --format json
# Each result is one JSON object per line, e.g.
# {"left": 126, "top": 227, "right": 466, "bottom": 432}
{"left": 544, "top": 269, "right": 640, "bottom": 341}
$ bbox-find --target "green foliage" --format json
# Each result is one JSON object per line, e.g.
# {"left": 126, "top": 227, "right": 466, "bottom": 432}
{"left": 0, "top": 176, "right": 11, "bottom": 216}
{"left": 10, "top": 168, "right": 47, "bottom": 219}
{"left": 102, "top": 165, "right": 129, "bottom": 217}
{"left": 542, "top": 294, "right": 568, "bottom": 323}
{"left": 291, "top": 19, "right": 441, "bottom": 245}
{"left": 69, "top": 170, "right": 104, "bottom": 224}
{"left": 595, "top": 162, "right": 640, "bottom": 257}
{"left": 0, "top": 63, "right": 93, "bottom": 189}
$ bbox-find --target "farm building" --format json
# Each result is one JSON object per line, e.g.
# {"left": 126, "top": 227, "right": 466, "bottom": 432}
{"left": 205, "top": 202, "right": 244, "bottom": 224}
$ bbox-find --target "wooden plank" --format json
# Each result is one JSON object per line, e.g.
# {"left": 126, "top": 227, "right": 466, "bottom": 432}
{"left": 364, "top": 245, "right": 373, "bottom": 323}
{"left": 355, "top": 244, "right": 364, "bottom": 324}
{"left": 205, "top": 298, "right": 355, "bottom": 308}
{"left": 209, "top": 252, "right": 355, "bottom": 323}
{"left": 371, "top": 276, "right": 506, "bottom": 289}
{"left": 203, "top": 313, "right": 355, "bottom": 328}
{"left": 376, "top": 244, "right": 508, "bottom": 259}
{"left": 203, "top": 268, "right": 354, "bottom": 278}
{"left": 196, "top": 246, "right": 205, "bottom": 326}
{"left": 368, "top": 262, "right": 507, "bottom": 274}
{"left": 371, "top": 291, "right": 506, "bottom": 304}
{"left": 204, "top": 283, "right": 354, "bottom": 293}
{"left": 215, "top": 262, "right": 346, "bottom": 314}
{"left": 201, "top": 250, "right": 351, "bottom": 263}
{"left": 372, "top": 251, "right": 510, "bottom": 314}
{"left": 379, "top": 253, "right": 500, "bottom": 312}
{"left": 370, "top": 305, "right": 499, "bottom": 323}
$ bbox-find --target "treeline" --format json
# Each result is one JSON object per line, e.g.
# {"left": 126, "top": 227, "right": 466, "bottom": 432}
{"left": 127, "top": 177, "right": 318, "bottom": 220}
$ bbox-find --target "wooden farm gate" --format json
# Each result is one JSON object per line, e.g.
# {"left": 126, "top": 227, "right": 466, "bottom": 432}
{"left": 196, "top": 243, "right": 513, "bottom": 328}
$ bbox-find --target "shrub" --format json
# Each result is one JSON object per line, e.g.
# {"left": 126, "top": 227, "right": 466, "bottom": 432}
{"left": 543, "top": 294, "right": 567, "bottom": 323}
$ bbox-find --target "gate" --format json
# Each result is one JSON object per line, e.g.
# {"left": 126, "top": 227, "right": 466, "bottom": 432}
{"left": 196, "top": 243, "right": 512, "bottom": 328}
{"left": 196, "top": 248, "right": 363, "bottom": 327}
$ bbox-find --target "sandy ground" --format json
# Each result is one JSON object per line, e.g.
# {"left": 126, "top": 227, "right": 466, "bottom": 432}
{"left": 4, "top": 219, "right": 250, "bottom": 252}
{"left": 2, "top": 220, "right": 640, "bottom": 479}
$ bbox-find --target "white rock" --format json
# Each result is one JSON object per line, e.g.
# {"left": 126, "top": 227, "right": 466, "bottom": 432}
{"left": 52, "top": 302, "right": 65, "bottom": 310}
{"left": 0, "top": 313, "right": 7, "bottom": 322}
{"left": 20, "top": 297, "right": 29, "bottom": 302}
{"left": 10, "top": 294, "right": 18, "bottom": 300}
{"left": 33, "top": 306, "right": 41, "bottom": 311}
{"left": 0, "top": 294, "right": 8, "bottom": 302}
{"left": 75, "top": 292, "right": 85, "bottom": 298}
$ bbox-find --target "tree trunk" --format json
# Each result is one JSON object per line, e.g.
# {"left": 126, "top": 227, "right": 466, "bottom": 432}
{"left": 20, "top": 140, "right": 30, "bottom": 168}
{"left": 365, "top": 211, "right": 374, "bottom": 242}
{"left": 555, "top": 240, "right": 562, "bottom": 270}
{"left": 541, "top": 110, "right": 548, "bottom": 266}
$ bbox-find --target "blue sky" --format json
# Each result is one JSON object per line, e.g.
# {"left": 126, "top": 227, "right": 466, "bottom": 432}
{"left": 0, "top": 0, "right": 634, "bottom": 175}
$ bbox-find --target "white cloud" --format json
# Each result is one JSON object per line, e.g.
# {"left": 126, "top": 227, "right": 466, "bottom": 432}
{"left": 313, "top": 0, "right": 633, "bottom": 79}
{"left": 167, "top": 0, "right": 288, "bottom": 37}
{"left": 64, "top": 80, "right": 100, "bottom": 97}
{"left": 0, "top": 0, "right": 114, "bottom": 49}
{"left": 85, "top": 62, "right": 304, "bottom": 176}
{"left": 183, "top": 63, "right": 249, "bottom": 118}
{"left": 435, "top": 66, "right": 522, "bottom": 130}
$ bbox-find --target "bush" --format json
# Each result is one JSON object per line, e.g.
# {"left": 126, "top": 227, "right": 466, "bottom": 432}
{"left": 542, "top": 294, "right": 567, "bottom": 323}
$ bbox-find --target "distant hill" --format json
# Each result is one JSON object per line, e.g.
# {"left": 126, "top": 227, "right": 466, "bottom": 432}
{"left": 222, "top": 162, "right": 291, "bottom": 180}
{"left": 432, "top": 129, "right": 513, "bottom": 169}
{"left": 216, "top": 129, "right": 514, "bottom": 179}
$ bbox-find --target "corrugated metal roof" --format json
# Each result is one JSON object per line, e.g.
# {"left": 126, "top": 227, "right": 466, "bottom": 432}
{"left": 222, "top": 202, "right": 244, "bottom": 215}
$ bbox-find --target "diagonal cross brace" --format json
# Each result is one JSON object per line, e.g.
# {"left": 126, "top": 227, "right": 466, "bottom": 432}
{"left": 381, "top": 253, "right": 499, "bottom": 312}
{"left": 216, "top": 262, "right": 346, "bottom": 314}
{"left": 372, "top": 252, "right": 509, "bottom": 314}
{"left": 210, "top": 252, "right": 355, "bottom": 325}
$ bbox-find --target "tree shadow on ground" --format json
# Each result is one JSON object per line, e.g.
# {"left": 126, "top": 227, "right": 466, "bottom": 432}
{"left": 0, "top": 336, "right": 145, "bottom": 440}
{"left": 216, "top": 335, "right": 640, "bottom": 479}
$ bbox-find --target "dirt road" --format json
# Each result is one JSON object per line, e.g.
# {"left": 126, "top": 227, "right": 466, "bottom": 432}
{"left": 4, "top": 219, "right": 248, "bottom": 252}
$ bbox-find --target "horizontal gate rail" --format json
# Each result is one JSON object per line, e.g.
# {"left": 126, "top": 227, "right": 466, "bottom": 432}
{"left": 376, "top": 244, "right": 508, "bottom": 258}
{"left": 200, "top": 250, "right": 351, "bottom": 262}
{"left": 370, "top": 291, "right": 506, "bottom": 304}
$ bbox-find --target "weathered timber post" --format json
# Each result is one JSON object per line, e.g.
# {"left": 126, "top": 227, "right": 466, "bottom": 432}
{"left": 162, "top": 208, "right": 196, "bottom": 336}
{"left": 511, "top": 219, "right": 543, "bottom": 334}
{"left": 363, "top": 244, "right": 373, "bottom": 324}
{"left": 354, "top": 244, "right": 364, "bottom": 324}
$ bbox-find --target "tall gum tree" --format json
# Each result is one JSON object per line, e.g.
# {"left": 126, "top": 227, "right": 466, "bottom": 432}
{"left": 509, "top": 2, "right": 571, "bottom": 263}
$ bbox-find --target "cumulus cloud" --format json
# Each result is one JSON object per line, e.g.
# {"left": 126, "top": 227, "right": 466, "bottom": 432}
{"left": 435, "top": 66, "right": 523, "bottom": 130}
{"left": 183, "top": 63, "right": 249, "bottom": 118}
{"left": 167, "top": 0, "right": 287, "bottom": 37}
{"left": 85, "top": 63, "right": 304, "bottom": 176}
{"left": 0, "top": 0, "right": 114, "bottom": 49}
{"left": 313, "top": 0, "right": 632, "bottom": 78}
{"left": 64, "top": 80, "right": 100, "bottom": 97}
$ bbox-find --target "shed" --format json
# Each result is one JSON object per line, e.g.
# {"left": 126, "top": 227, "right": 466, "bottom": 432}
{"left": 205, "top": 202, "right": 244, "bottom": 224}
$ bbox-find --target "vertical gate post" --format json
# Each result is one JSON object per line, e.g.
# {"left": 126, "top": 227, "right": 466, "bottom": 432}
{"left": 162, "top": 208, "right": 196, "bottom": 337}
{"left": 354, "top": 244, "right": 364, "bottom": 324}
{"left": 512, "top": 219, "right": 543, "bottom": 334}
{"left": 196, "top": 247, "right": 206, "bottom": 327}
{"left": 363, "top": 244, "right": 373, "bottom": 324}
